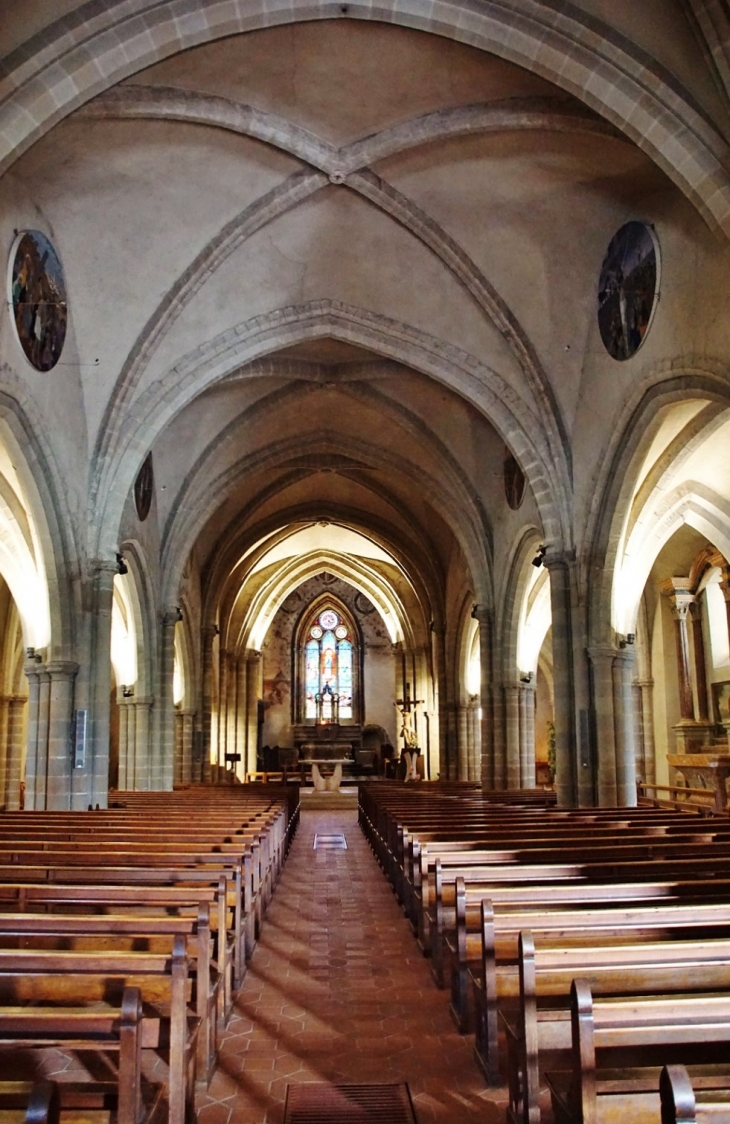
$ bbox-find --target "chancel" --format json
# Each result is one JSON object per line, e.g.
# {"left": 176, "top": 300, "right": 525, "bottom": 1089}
{"left": 2, "top": 3, "right": 730, "bottom": 1120}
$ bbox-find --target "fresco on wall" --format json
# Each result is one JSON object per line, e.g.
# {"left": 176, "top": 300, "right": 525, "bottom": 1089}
{"left": 597, "top": 221, "right": 658, "bottom": 361}
{"left": 10, "top": 231, "right": 67, "bottom": 371}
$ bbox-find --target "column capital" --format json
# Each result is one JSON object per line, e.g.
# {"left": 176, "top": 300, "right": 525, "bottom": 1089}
{"left": 660, "top": 577, "right": 695, "bottom": 618}
{"left": 160, "top": 607, "right": 182, "bottom": 627}
{"left": 471, "top": 603, "right": 491, "bottom": 625}
{"left": 588, "top": 645, "right": 620, "bottom": 665}
{"left": 46, "top": 660, "right": 79, "bottom": 680}
{"left": 543, "top": 548, "right": 576, "bottom": 573}
{"left": 133, "top": 696, "right": 154, "bottom": 710}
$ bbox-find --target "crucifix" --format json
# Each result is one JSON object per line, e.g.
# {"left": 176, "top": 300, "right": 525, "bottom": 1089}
{"left": 394, "top": 681, "right": 424, "bottom": 751}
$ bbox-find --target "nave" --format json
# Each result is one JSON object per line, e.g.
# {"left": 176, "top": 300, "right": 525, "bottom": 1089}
{"left": 203, "top": 805, "right": 498, "bottom": 1124}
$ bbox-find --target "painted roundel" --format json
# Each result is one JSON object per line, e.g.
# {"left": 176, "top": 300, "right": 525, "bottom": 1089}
{"left": 597, "top": 221, "right": 659, "bottom": 361}
{"left": 504, "top": 447, "right": 526, "bottom": 510}
{"left": 134, "top": 452, "right": 154, "bottom": 522}
{"left": 9, "top": 230, "right": 68, "bottom": 371}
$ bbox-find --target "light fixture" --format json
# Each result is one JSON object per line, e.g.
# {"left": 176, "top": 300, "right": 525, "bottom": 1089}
{"left": 626, "top": 633, "right": 635, "bottom": 645}
{"left": 116, "top": 552, "right": 128, "bottom": 575}
{"left": 519, "top": 671, "right": 534, "bottom": 684}
{"left": 532, "top": 545, "right": 546, "bottom": 568}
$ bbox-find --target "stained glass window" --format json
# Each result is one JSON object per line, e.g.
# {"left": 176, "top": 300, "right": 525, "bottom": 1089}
{"left": 302, "top": 608, "right": 354, "bottom": 721}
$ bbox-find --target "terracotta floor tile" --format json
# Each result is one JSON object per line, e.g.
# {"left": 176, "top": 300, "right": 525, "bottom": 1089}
{"left": 199, "top": 807, "right": 503, "bottom": 1122}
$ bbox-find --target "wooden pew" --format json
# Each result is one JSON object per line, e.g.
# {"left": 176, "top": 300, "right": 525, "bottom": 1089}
{"left": 660, "top": 1064, "right": 730, "bottom": 1124}
{"left": 0, "top": 1082, "right": 60, "bottom": 1124}
{"left": 0, "top": 988, "right": 158, "bottom": 1124}
{"left": 508, "top": 934, "right": 730, "bottom": 1124}
{"left": 0, "top": 939, "right": 197, "bottom": 1124}
{"left": 0, "top": 907, "right": 221, "bottom": 1086}
{"left": 546, "top": 980, "right": 730, "bottom": 1124}
{"left": 469, "top": 896, "right": 730, "bottom": 1083}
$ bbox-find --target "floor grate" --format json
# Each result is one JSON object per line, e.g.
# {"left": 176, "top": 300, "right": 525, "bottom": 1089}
{"left": 284, "top": 1083, "right": 417, "bottom": 1122}
{"left": 313, "top": 832, "right": 348, "bottom": 850}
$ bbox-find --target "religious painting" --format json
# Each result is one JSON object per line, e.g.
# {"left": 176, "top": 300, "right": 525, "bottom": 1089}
{"left": 504, "top": 446, "right": 526, "bottom": 510}
{"left": 134, "top": 452, "right": 154, "bottom": 522}
{"left": 9, "top": 230, "right": 68, "bottom": 371}
{"left": 597, "top": 221, "right": 659, "bottom": 361}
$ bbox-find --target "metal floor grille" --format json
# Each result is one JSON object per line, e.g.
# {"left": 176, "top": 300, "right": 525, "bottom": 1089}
{"left": 284, "top": 1083, "right": 417, "bottom": 1123}
{"left": 313, "top": 832, "right": 348, "bottom": 850}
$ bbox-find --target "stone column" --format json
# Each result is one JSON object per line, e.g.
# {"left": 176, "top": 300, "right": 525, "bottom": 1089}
{"left": 181, "top": 709, "right": 195, "bottom": 783}
{"left": 588, "top": 646, "right": 618, "bottom": 806}
{"left": 174, "top": 707, "right": 184, "bottom": 784}
{"left": 457, "top": 704, "right": 469, "bottom": 781}
{"left": 46, "top": 661, "right": 78, "bottom": 808}
{"left": 613, "top": 648, "right": 637, "bottom": 806}
{"left": 23, "top": 664, "right": 41, "bottom": 810}
{"left": 133, "top": 698, "right": 153, "bottom": 789}
{"left": 117, "top": 696, "right": 133, "bottom": 790}
{"left": 490, "top": 683, "right": 505, "bottom": 789}
{"left": 0, "top": 695, "right": 9, "bottom": 803}
{"left": 503, "top": 682, "right": 521, "bottom": 789}
{"left": 89, "top": 560, "right": 117, "bottom": 809}
{"left": 519, "top": 682, "right": 536, "bottom": 789}
{"left": 636, "top": 678, "right": 656, "bottom": 786}
{"left": 125, "top": 700, "right": 137, "bottom": 789}
{"left": 661, "top": 580, "right": 695, "bottom": 721}
{"left": 5, "top": 695, "right": 27, "bottom": 810}
{"left": 217, "top": 647, "right": 229, "bottom": 781}
{"left": 690, "top": 602, "right": 710, "bottom": 722}
{"left": 226, "top": 651, "right": 238, "bottom": 779}
{"left": 245, "top": 651, "right": 260, "bottom": 778}
{"left": 544, "top": 554, "right": 577, "bottom": 806}
{"left": 468, "top": 697, "right": 480, "bottom": 782}
{"left": 445, "top": 702, "right": 458, "bottom": 780}
{"left": 154, "top": 610, "right": 177, "bottom": 791}
{"left": 236, "top": 657, "right": 248, "bottom": 781}
{"left": 201, "top": 626, "right": 217, "bottom": 784}
{"left": 472, "top": 605, "right": 494, "bottom": 791}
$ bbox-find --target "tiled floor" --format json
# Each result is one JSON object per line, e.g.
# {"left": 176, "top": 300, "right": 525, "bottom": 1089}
{"left": 197, "top": 807, "right": 508, "bottom": 1123}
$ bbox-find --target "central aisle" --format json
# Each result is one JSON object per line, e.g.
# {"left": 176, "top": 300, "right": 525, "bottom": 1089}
{"left": 195, "top": 807, "right": 506, "bottom": 1124}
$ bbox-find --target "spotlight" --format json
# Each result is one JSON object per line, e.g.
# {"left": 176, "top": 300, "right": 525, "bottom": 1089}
{"left": 116, "top": 553, "right": 128, "bottom": 575}
{"left": 626, "top": 633, "right": 635, "bottom": 645}
{"left": 520, "top": 671, "right": 533, "bottom": 684}
{"left": 532, "top": 545, "right": 546, "bottom": 568}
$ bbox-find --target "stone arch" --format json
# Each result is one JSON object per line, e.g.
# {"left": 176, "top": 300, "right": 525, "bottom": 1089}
{"left": 585, "top": 365, "right": 730, "bottom": 648}
{"left": 3, "top": 1, "right": 729, "bottom": 236}
{"left": 96, "top": 302, "right": 569, "bottom": 561}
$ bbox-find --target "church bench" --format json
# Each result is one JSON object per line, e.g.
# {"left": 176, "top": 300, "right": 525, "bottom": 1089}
{"left": 507, "top": 934, "right": 730, "bottom": 1124}
{"left": 466, "top": 896, "right": 730, "bottom": 1083}
{"left": 0, "top": 940, "right": 197, "bottom": 1124}
{"left": 0, "top": 868, "right": 245, "bottom": 991}
{"left": 0, "top": 905, "right": 222, "bottom": 1084}
{"left": 0, "top": 1082, "right": 60, "bottom": 1124}
{"left": 0, "top": 991, "right": 161, "bottom": 1124}
{"left": 410, "top": 820, "right": 727, "bottom": 943}
{"left": 545, "top": 981, "right": 730, "bottom": 1124}
{"left": 659, "top": 1064, "right": 730, "bottom": 1124}
{"left": 405, "top": 823, "right": 730, "bottom": 926}
{"left": 426, "top": 847, "right": 730, "bottom": 984}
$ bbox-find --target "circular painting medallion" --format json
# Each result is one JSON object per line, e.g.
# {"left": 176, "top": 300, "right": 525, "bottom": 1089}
{"left": 319, "top": 609, "right": 339, "bottom": 630}
{"left": 310, "top": 625, "right": 323, "bottom": 640}
{"left": 9, "top": 230, "right": 68, "bottom": 371}
{"left": 597, "top": 221, "right": 659, "bottom": 361}
{"left": 504, "top": 447, "right": 526, "bottom": 510}
{"left": 134, "top": 452, "right": 154, "bottom": 522}
{"left": 335, "top": 624, "right": 348, "bottom": 640}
